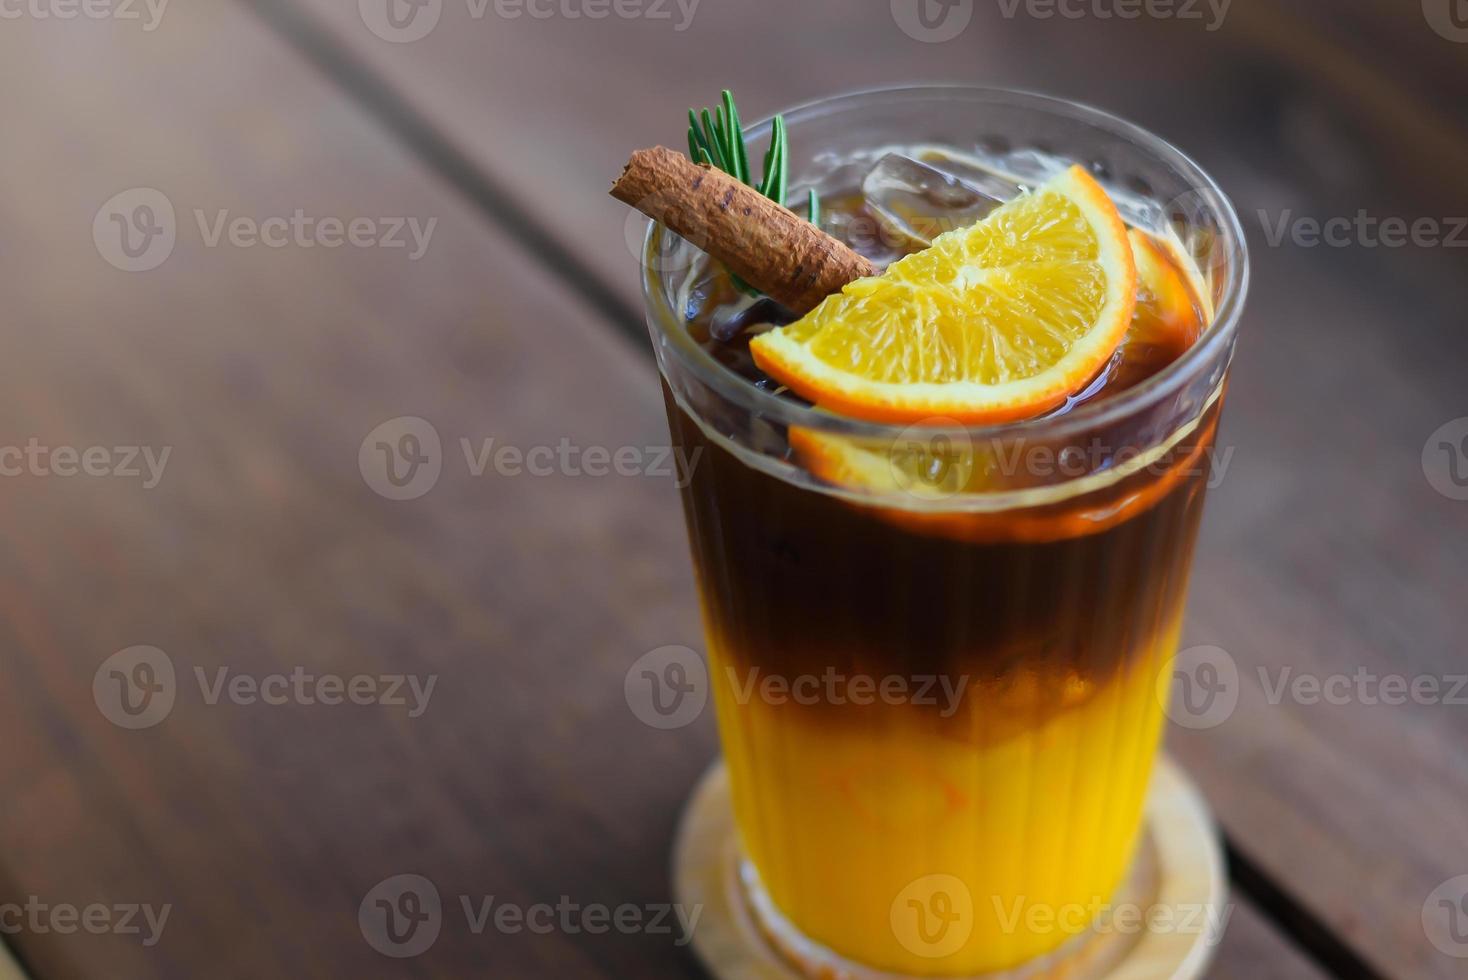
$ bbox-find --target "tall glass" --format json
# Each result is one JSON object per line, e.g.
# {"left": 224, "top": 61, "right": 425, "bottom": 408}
{"left": 642, "top": 88, "right": 1248, "bottom": 977}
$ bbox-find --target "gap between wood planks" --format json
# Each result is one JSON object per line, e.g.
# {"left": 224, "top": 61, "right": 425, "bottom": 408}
{"left": 232, "top": 1, "right": 1396, "bottom": 976}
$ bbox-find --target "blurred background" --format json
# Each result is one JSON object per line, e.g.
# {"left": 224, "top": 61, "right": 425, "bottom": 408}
{"left": 0, "top": 0, "right": 1465, "bottom": 977}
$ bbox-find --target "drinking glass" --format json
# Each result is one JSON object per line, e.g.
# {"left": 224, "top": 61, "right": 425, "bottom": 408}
{"left": 641, "top": 86, "right": 1248, "bottom": 977}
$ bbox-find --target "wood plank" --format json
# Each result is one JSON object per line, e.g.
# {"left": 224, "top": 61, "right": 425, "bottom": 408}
{"left": 251, "top": 1, "right": 1468, "bottom": 976}
{"left": 0, "top": 6, "right": 717, "bottom": 979}
{"left": 266, "top": 0, "right": 1468, "bottom": 307}
{"left": 0, "top": 6, "right": 1337, "bottom": 980}
{"left": 1211, "top": 902, "right": 1330, "bottom": 980}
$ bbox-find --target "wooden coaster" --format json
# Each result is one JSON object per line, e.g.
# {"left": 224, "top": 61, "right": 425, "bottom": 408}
{"left": 673, "top": 755, "right": 1226, "bottom": 980}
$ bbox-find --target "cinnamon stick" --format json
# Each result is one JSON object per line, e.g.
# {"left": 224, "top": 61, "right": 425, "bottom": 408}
{"left": 610, "top": 146, "right": 877, "bottom": 316}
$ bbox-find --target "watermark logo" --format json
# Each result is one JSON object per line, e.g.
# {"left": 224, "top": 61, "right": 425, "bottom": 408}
{"left": 94, "top": 649, "right": 437, "bottom": 728}
{"left": 359, "top": 878, "right": 700, "bottom": 955}
{"left": 993, "top": 0, "right": 1230, "bottom": 30}
{"left": 360, "top": 874, "right": 442, "bottom": 957}
{"left": 360, "top": 423, "right": 701, "bottom": 500}
{"left": 93, "top": 646, "right": 176, "bottom": 730}
{"left": 359, "top": 0, "right": 441, "bottom": 41}
{"left": 1423, "top": 418, "right": 1468, "bottom": 501}
{"left": 1160, "top": 188, "right": 1230, "bottom": 286}
{"left": 892, "top": 0, "right": 973, "bottom": 42}
{"left": 0, "top": 440, "right": 170, "bottom": 487}
{"left": 0, "top": 897, "right": 170, "bottom": 946}
{"left": 1160, "top": 644, "right": 1239, "bottom": 729}
{"left": 624, "top": 204, "right": 708, "bottom": 278}
{"left": 94, "top": 188, "right": 175, "bottom": 272}
{"left": 991, "top": 896, "right": 1232, "bottom": 941}
{"left": 1423, "top": 875, "right": 1468, "bottom": 957}
{"left": 1259, "top": 666, "right": 1467, "bottom": 708}
{"left": 460, "top": 437, "right": 699, "bottom": 485}
{"left": 0, "top": 0, "right": 169, "bottom": 29}
{"left": 95, "top": 190, "right": 436, "bottom": 269}
{"left": 361, "top": 0, "right": 698, "bottom": 42}
{"left": 359, "top": 417, "right": 443, "bottom": 501}
{"left": 892, "top": 874, "right": 973, "bottom": 958}
{"left": 487, "top": 0, "right": 701, "bottom": 30}
{"left": 1259, "top": 209, "right": 1467, "bottom": 249}
{"left": 1424, "top": 0, "right": 1468, "bottom": 42}
{"left": 624, "top": 645, "right": 707, "bottom": 729}
{"left": 889, "top": 419, "right": 974, "bottom": 500}
{"left": 726, "top": 667, "right": 970, "bottom": 717}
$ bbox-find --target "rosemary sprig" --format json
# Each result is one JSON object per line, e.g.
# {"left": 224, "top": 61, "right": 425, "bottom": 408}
{"left": 687, "top": 90, "right": 818, "bottom": 224}
{"left": 687, "top": 91, "right": 819, "bottom": 298}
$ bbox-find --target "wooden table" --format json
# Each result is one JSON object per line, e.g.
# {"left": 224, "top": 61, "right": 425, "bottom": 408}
{"left": 0, "top": 0, "right": 1463, "bottom": 976}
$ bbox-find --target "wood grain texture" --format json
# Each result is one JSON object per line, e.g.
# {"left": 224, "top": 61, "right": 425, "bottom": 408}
{"left": 244, "top": 1, "right": 1468, "bottom": 976}
{"left": 1212, "top": 903, "right": 1329, "bottom": 980}
{"left": 0, "top": 5, "right": 715, "bottom": 978}
{"left": 0, "top": 1, "right": 1459, "bottom": 978}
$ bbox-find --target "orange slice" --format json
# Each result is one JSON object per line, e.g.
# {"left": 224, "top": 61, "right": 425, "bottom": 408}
{"left": 784, "top": 225, "right": 1217, "bottom": 542}
{"left": 750, "top": 164, "right": 1136, "bottom": 424}
{"left": 1129, "top": 228, "right": 1205, "bottom": 351}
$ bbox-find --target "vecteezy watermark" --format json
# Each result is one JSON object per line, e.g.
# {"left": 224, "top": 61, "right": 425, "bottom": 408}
{"left": 358, "top": 416, "right": 703, "bottom": 501}
{"left": 1423, "top": 0, "right": 1468, "bottom": 43}
{"left": 1259, "top": 209, "right": 1468, "bottom": 249}
{"left": 880, "top": 422, "right": 1233, "bottom": 502}
{"left": 891, "top": 875, "right": 974, "bottom": 959}
{"left": 0, "top": 439, "right": 170, "bottom": 488}
{"left": 1258, "top": 667, "right": 1468, "bottom": 707}
{"left": 93, "top": 647, "right": 437, "bottom": 729}
{"left": 624, "top": 645, "right": 708, "bottom": 730}
{"left": 891, "top": 0, "right": 974, "bottom": 42}
{"left": 359, "top": 417, "right": 442, "bottom": 501}
{"left": 994, "top": 0, "right": 1230, "bottom": 30}
{"left": 1158, "top": 649, "right": 1468, "bottom": 728}
{"left": 726, "top": 668, "right": 970, "bottom": 718}
{"left": 0, "top": 0, "right": 167, "bottom": 30}
{"left": 360, "top": 875, "right": 443, "bottom": 958}
{"left": 93, "top": 188, "right": 436, "bottom": 272}
{"left": 1423, "top": 418, "right": 1468, "bottom": 501}
{"left": 1423, "top": 874, "right": 1468, "bottom": 958}
{"left": 895, "top": 0, "right": 1235, "bottom": 41}
{"left": 1159, "top": 644, "right": 1240, "bottom": 729}
{"left": 0, "top": 897, "right": 170, "bottom": 947}
{"left": 891, "top": 875, "right": 1230, "bottom": 959}
{"left": 990, "top": 896, "right": 1233, "bottom": 942}
{"left": 93, "top": 188, "right": 175, "bottom": 273}
{"left": 92, "top": 646, "right": 177, "bottom": 730}
{"left": 359, "top": 874, "right": 702, "bottom": 958}
{"left": 358, "top": 0, "right": 442, "bottom": 42}
{"left": 358, "top": 0, "right": 699, "bottom": 43}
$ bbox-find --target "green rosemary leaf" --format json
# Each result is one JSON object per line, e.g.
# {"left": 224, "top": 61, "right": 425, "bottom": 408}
{"left": 721, "top": 90, "right": 749, "bottom": 185}
{"left": 808, "top": 189, "right": 820, "bottom": 226}
{"left": 699, "top": 108, "right": 727, "bottom": 172}
{"left": 711, "top": 108, "right": 728, "bottom": 164}
{"left": 760, "top": 117, "right": 788, "bottom": 204}
{"left": 772, "top": 117, "right": 789, "bottom": 206}
{"left": 758, "top": 123, "right": 778, "bottom": 197}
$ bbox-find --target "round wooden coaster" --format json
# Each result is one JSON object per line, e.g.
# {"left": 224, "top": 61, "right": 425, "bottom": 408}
{"left": 672, "top": 755, "right": 1226, "bottom": 980}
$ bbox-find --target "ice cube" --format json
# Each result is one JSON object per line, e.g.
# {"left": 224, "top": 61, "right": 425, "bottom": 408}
{"left": 916, "top": 146, "right": 1061, "bottom": 198}
{"left": 709, "top": 295, "right": 795, "bottom": 342}
{"left": 861, "top": 153, "right": 1003, "bottom": 249}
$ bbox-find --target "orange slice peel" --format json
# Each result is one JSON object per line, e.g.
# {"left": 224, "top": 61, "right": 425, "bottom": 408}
{"left": 750, "top": 164, "right": 1137, "bottom": 425}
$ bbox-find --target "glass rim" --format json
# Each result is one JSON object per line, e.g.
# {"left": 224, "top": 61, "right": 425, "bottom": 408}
{"left": 641, "top": 84, "right": 1251, "bottom": 443}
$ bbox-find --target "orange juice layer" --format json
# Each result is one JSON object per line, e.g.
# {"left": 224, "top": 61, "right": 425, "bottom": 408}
{"left": 709, "top": 623, "right": 1177, "bottom": 975}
